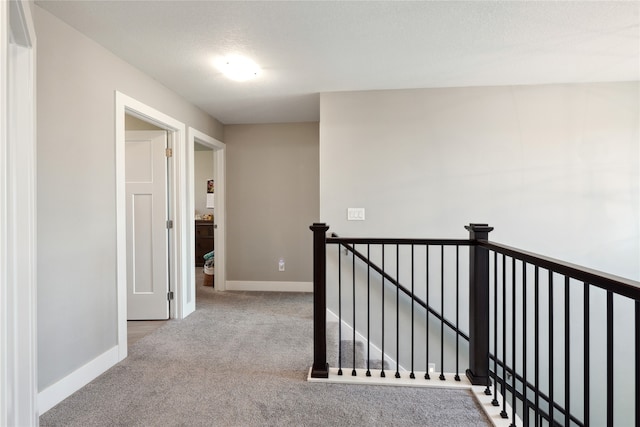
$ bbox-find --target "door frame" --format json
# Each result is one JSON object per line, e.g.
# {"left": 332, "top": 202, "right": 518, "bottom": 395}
{"left": 188, "top": 128, "right": 226, "bottom": 295}
{"left": 115, "top": 92, "right": 192, "bottom": 360}
{"left": 1, "top": 0, "right": 38, "bottom": 424}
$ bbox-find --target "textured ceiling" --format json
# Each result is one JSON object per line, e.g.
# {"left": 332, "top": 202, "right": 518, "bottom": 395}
{"left": 36, "top": 1, "right": 640, "bottom": 124}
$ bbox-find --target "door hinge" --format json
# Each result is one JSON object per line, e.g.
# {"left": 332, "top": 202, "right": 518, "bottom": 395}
{"left": 167, "top": 291, "right": 174, "bottom": 301}
{"left": 165, "top": 148, "right": 173, "bottom": 157}
{"left": 166, "top": 220, "right": 173, "bottom": 229}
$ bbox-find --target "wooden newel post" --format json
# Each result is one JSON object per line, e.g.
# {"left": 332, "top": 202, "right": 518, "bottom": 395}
{"left": 310, "top": 223, "right": 330, "bottom": 378}
{"left": 465, "top": 223, "right": 494, "bottom": 386}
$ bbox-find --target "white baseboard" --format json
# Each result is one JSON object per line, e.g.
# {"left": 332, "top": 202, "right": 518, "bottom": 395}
{"left": 38, "top": 345, "right": 119, "bottom": 415}
{"left": 225, "top": 281, "right": 312, "bottom": 292}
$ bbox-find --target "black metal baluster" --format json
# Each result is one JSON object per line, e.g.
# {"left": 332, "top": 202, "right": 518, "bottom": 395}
{"left": 352, "top": 244, "right": 357, "bottom": 377}
{"left": 455, "top": 246, "right": 461, "bottom": 381}
{"left": 366, "top": 244, "right": 371, "bottom": 377}
{"left": 440, "top": 245, "right": 445, "bottom": 381}
{"left": 607, "top": 291, "right": 613, "bottom": 427}
{"left": 522, "top": 262, "right": 528, "bottom": 426}
{"left": 501, "top": 253, "right": 508, "bottom": 419}
{"left": 549, "top": 270, "right": 554, "bottom": 426}
{"left": 396, "top": 244, "right": 400, "bottom": 379}
{"left": 338, "top": 245, "right": 343, "bottom": 376}
{"left": 425, "top": 245, "right": 430, "bottom": 380}
{"left": 534, "top": 266, "right": 540, "bottom": 426}
{"left": 410, "top": 244, "right": 415, "bottom": 379}
{"left": 564, "top": 276, "right": 570, "bottom": 426}
{"left": 491, "top": 251, "right": 499, "bottom": 406}
{"left": 381, "top": 244, "right": 386, "bottom": 378}
{"left": 584, "top": 283, "right": 590, "bottom": 427}
{"left": 510, "top": 258, "right": 516, "bottom": 427}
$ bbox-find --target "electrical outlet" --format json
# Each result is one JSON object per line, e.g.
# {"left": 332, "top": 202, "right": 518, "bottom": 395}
{"left": 278, "top": 258, "right": 285, "bottom": 272}
{"left": 428, "top": 363, "right": 436, "bottom": 374}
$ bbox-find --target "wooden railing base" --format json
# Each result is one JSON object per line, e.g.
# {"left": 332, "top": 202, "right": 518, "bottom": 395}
{"left": 311, "top": 363, "right": 329, "bottom": 379}
{"left": 465, "top": 368, "right": 489, "bottom": 387}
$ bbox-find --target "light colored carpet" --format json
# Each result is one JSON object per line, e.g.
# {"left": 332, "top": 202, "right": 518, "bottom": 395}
{"left": 40, "top": 284, "right": 490, "bottom": 426}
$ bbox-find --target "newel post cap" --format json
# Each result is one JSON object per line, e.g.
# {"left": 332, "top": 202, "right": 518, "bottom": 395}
{"left": 465, "top": 223, "right": 494, "bottom": 240}
{"left": 310, "top": 223, "right": 330, "bottom": 232}
{"left": 464, "top": 223, "right": 494, "bottom": 233}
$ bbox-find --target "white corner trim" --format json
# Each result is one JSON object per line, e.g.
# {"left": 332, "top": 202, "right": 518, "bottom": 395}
{"left": 225, "top": 281, "right": 313, "bottom": 292}
{"left": 38, "top": 346, "right": 119, "bottom": 415}
{"left": 114, "top": 92, "right": 128, "bottom": 361}
{"left": 2, "top": 1, "right": 38, "bottom": 425}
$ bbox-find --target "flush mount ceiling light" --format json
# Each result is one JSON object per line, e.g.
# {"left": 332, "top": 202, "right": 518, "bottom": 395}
{"left": 215, "top": 55, "right": 261, "bottom": 81}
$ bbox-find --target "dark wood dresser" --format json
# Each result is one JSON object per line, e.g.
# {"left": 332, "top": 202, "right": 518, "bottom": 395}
{"left": 195, "top": 220, "right": 214, "bottom": 267}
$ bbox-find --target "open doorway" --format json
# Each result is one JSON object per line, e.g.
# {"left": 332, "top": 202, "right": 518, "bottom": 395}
{"left": 115, "top": 92, "right": 189, "bottom": 361}
{"left": 188, "top": 128, "right": 226, "bottom": 292}
{"left": 193, "top": 142, "right": 215, "bottom": 287}
{"left": 115, "top": 93, "right": 226, "bottom": 361}
{"left": 124, "top": 115, "right": 170, "bottom": 343}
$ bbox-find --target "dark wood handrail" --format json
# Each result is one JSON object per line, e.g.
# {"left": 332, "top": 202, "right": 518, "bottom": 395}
{"left": 329, "top": 233, "right": 470, "bottom": 342}
{"left": 327, "top": 236, "right": 473, "bottom": 246}
{"left": 479, "top": 240, "right": 640, "bottom": 300}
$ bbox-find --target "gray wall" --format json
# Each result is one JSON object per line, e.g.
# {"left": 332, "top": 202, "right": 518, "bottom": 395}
{"left": 319, "top": 82, "right": 639, "bottom": 424}
{"left": 320, "top": 83, "right": 639, "bottom": 280}
{"left": 224, "top": 122, "right": 319, "bottom": 283}
{"left": 35, "top": 6, "right": 223, "bottom": 391}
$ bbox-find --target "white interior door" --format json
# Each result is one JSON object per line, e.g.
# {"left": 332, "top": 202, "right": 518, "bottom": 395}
{"left": 126, "top": 130, "right": 169, "bottom": 320}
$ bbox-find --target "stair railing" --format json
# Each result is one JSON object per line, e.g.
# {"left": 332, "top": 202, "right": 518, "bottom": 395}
{"left": 331, "top": 232, "right": 470, "bottom": 342}
{"left": 329, "top": 232, "right": 472, "bottom": 380}
{"left": 310, "top": 222, "right": 640, "bottom": 427}
{"left": 479, "top": 239, "right": 640, "bottom": 426}
{"left": 311, "top": 223, "right": 477, "bottom": 381}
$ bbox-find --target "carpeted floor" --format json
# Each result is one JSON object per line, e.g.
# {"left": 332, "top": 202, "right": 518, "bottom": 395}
{"left": 40, "top": 283, "right": 491, "bottom": 426}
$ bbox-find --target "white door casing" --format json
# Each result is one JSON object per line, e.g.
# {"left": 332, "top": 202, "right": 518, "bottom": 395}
{"left": 188, "top": 127, "right": 226, "bottom": 295}
{"left": 115, "top": 92, "right": 188, "bottom": 361}
{"left": 125, "top": 131, "right": 169, "bottom": 320}
{"left": 1, "top": 0, "right": 38, "bottom": 425}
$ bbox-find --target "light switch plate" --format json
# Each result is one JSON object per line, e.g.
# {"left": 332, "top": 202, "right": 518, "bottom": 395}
{"left": 347, "top": 208, "right": 365, "bottom": 221}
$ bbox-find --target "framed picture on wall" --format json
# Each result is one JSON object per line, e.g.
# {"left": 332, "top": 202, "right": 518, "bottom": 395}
{"left": 206, "top": 179, "right": 215, "bottom": 209}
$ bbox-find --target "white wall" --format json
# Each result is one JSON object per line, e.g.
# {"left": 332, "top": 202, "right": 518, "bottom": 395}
{"left": 320, "top": 83, "right": 639, "bottom": 281}
{"left": 35, "top": 5, "right": 222, "bottom": 394}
